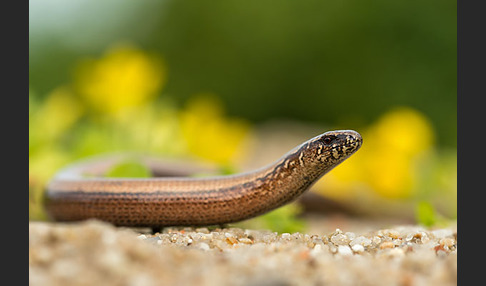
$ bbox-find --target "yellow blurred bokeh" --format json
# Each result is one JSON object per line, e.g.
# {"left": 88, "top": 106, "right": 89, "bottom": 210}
{"left": 74, "top": 44, "right": 166, "bottom": 116}
{"left": 315, "top": 107, "right": 436, "bottom": 200}
{"left": 179, "top": 94, "right": 251, "bottom": 167}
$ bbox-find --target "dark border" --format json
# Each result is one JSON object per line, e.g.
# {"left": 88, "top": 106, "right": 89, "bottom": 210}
{"left": 5, "top": 0, "right": 29, "bottom": 284}
{"left": 458, "top": 0, "right": 480, "bottom": 284}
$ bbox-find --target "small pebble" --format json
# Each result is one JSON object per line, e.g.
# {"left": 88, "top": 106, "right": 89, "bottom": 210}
{"left": 345, "top": 232, "right": 356, "bottom": 240}
{"left": 226, "top": 236, "right": 238, "bottom": 245}
{"left": 351, "top": 244, "right": 365, "bottom": 253}
{"left": 384, "top": 230, "right": 400, "bottom": 239}
{"left": 331, "top": 234, "right": 350, "bottom": 245}
{"left": 281, "top": 233, "right": 291, "bottom": 240}
{"left": 440, "top": 238, "right": 455, "bottom": 248}
{"left": 350, "top": 236, "right": 372, "bottom": 247}
{"left": 238, "top": 238, "right": 253, "bottom": 244}
{"left": 337, "top": 245, "right": 353, "bottom": 256}
{"left": 372, "top": 236, "right": 382, "bottom": 245}
{"left": 198, "top": 242, "right": 210, "bottom": 251}
{"left": 379, "top": 241, "right": 395, "bottom": 249}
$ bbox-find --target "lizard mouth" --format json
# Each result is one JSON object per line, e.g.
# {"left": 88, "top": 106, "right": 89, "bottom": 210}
{"left": 329, "top": 140, "right": 362, "bottom": 159}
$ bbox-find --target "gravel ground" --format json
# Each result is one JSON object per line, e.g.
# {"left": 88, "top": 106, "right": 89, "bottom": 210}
{"left": 29, "top": 219, "right": 457, "bottom": 286}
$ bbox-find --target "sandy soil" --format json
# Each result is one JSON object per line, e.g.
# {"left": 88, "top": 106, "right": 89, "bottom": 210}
{"left": 29, "top": 217, "right": 456, "bottom": 286}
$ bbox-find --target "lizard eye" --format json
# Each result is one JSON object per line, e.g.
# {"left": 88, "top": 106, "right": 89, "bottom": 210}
{"left": 321, "top": 135, "right": 335, "bottom": 145}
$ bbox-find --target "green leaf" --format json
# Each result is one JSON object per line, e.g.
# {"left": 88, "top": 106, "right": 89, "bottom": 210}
{"left": 234, "top": 203, "right": 307, "bottom": 233}
{"left": 105, "top": 160, "right": 152, "bottom": 178}
{"left": 415, "top": 201, "right": 437, "bottom": 227}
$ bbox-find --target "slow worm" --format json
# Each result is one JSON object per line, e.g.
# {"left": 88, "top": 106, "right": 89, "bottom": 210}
{"left": 44, "top": 130, "right": 362, "bottom": 227}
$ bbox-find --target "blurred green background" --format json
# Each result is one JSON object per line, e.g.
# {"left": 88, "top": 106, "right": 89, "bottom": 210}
{"left": 29, "top": 0, "right": 456, "bottom": 231}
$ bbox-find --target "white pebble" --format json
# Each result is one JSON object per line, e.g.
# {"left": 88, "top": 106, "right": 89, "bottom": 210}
{"left": 351, "top": 244, "right": 365, "bottom": 253}
{"left": 337, "top": 245, "right": 353, "bottom": 256}
{"left": 350, "top": 236, "right": 372, "bottom": 247}
{"left": 331, "top": 234, "right": 350, "bottom": 245}
{"left": 309, "top": 244, "right": 322, "bottom": 257}
{"left": 198, "top": 242, "right": 210, "bottom": 251}
{"left": 420, "top": 233, "right": 430, "bottom": 243}
{"left": 372, "top": 236, "right": 382, "bottom": 245}
{"left": 345, "top": 232, "right": 356, "bottom": 240}
{"left": 329, "top": 245, "right": 338, "bottom": 254}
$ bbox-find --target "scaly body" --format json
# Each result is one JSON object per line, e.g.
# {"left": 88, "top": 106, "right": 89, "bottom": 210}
{"left": 44, "top": 130, "right": 362, "bottom": 227}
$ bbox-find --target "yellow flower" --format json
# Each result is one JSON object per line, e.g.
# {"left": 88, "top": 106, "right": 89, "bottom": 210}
{"left": 315, "top": 107, "right": 435, "bottom": 200}
{"left": 370, "top": 107, "right": 434, "bottom": 156}
{"left": 75, "top": 44, "right": 166, "bottom": 116}
{"left": 179, "top": 94, "right": 251, "bottom": 166}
